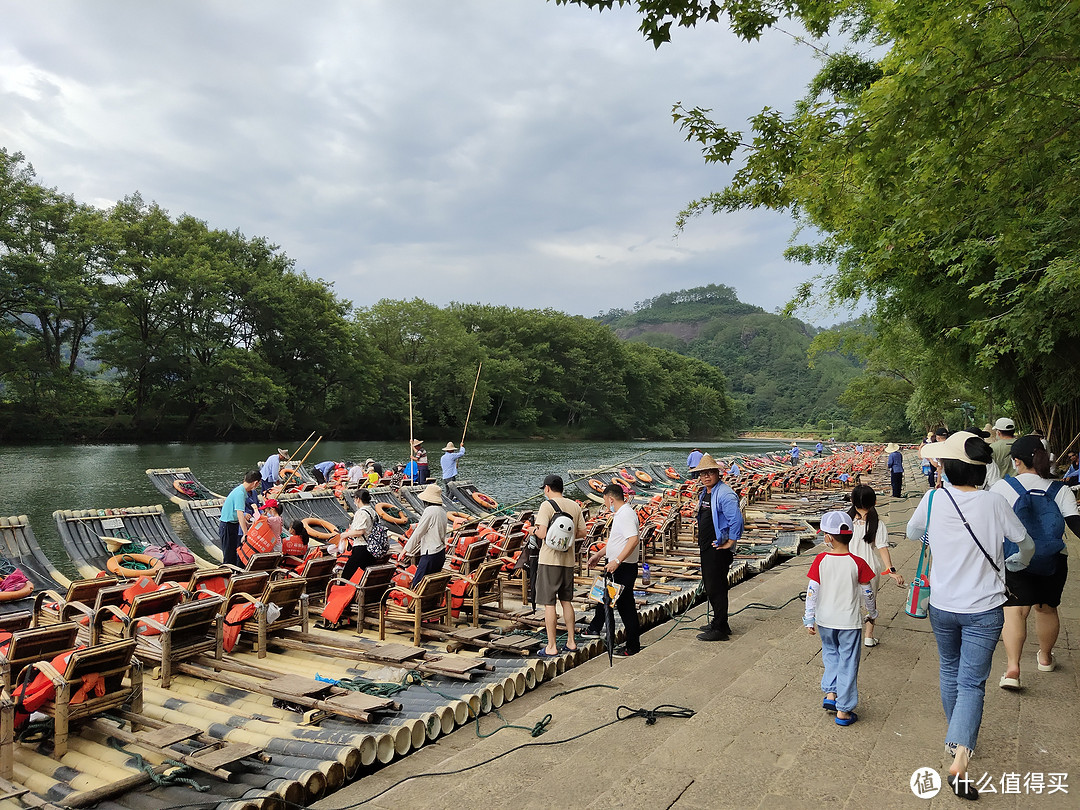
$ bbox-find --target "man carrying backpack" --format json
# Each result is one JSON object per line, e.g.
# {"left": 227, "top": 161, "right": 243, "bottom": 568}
{"left": 991, "top": 435, "right": 1080, "bottom": 689}
{"left": 533, "top": 474, "right": 587, "bottom": 658}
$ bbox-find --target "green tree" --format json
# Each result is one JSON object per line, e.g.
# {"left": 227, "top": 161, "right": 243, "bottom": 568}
{"left": 565, "top": 0, "right": 1080, "bottom": 448}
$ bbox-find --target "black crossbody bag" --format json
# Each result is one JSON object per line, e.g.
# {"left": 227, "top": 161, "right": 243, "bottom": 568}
{"left": 941, "top": 488, "right": 1016, "bottom": 600}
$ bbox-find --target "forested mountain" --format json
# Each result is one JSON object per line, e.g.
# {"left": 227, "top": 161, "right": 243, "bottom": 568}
{"left": 598, "top": 284, "right": 862, "bottom": 430}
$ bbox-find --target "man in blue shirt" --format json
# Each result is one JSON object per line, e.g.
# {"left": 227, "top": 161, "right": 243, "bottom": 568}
{"left": 692, "top": 454, "right": 744, "bottom": 641}
{"left": 816, "top": 441, "right": 824, "bottom": 455}
{"left": 220, "top": 470, "right": 261, "bottom": 566}
{"left": 440, "top": 442, "right": 466, "bottom": 482}
{"left": 687, "top": 448, "right": 704, "bottom": 477}
{"left": 790, "top": 442, "right": 800, "bottom": 466}
{"left": 259, "top": 448, "right": 290, "bottom": 493}
{"left": 313, "top": 460, "right": 337, "bottom": 484}
{"left": 886, "top": 442, "right": 904, "bottom": 497}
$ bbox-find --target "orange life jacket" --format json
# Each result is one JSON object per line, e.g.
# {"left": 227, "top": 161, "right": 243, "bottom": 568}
{"left": 13, "top": 648, "right": 87, "bottom": 728}
{"left": 449, "top": 578, "right": 468, "bottom": 618}
{"left": 222, "top": 602, "right": 257, "bottom": 652}
{"left": 322, "top": 567, "right": 365, "bottom": 625}
{"left": 238, "top": 515, "right": 278, "bottom": 566}
{"left": 121, "top": 577, "right": 175, "bottom": 636}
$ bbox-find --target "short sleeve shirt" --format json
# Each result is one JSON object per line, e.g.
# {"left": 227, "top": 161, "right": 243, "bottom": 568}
{"left": 807, "top": 552, "right": 876, "bottom": 630}
{"left": 606, "top": 503, "right": 640, "bottom": 565}
{"left": 221, "top": 484, "right": 248, "bottom": 524}
{"left": 536, "top": 496, "right": 587, "bottom": 568}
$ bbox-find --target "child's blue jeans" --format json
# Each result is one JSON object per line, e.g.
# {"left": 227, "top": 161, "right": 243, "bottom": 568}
{"left": 820, "top": 627, "right": 862, "bottom": 712}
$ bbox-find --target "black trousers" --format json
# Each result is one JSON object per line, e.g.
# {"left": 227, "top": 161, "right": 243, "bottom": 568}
{"left": 699, "top": 539, "right": 733, "bottom": 633}
{"left": 589, "top": 562, "right": 642, "bottom": 653}
{"left": 340, "top": 545, "right": 383, "bottom": 581}
{"left": 891, "top": 471, "right": 904, "bottom": 498}
{"left": 218, "top": 521, "right": 241, "bottom": 567}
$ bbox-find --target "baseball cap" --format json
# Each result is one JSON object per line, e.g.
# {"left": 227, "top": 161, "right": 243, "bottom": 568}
{"left": 994, "top": 417, "right": 1015, "bottom": 432}
{"left": 820, "top": 510, "right": 854, "bottom": 537}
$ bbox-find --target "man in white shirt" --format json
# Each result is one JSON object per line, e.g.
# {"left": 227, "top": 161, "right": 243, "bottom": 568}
{"left": 587, "top": 483, "right": 642, "bottom": 656}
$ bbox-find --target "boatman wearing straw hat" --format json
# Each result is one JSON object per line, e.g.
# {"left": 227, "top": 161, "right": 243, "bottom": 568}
{"left": 411, "top": 439, "right": 429, "bottom": 484}
{"left": 693, "top": 454, "right": 744, "bottom": 642}
{"left": 259, "top": 448, "right": 290, "bottom": 494}
{"left": 440, "top": 442, "right": 466, "bottom": 483}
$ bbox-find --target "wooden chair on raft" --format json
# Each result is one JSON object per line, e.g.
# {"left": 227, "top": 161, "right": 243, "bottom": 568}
{"left": 445, "top": 538, "right": 489, "bottom": 575}
{"left": 225, "top": 577, "right": 309, "bottom": 658}
{"left": 185, "top": 565, "right": 234, "bottom": 598}
{"left": 280, "top": 554, "right": 336, "bottom": 608}
{"left": 236, "top": 552, "right": 283, "bottom": 573}
{"left": 0, "top": 622, "right": 79, "bottom": 690}
{"left": 93, "top": 590, "right": 224, "bottom": 688}
{"left": 21, "top": 638, "right": 142, "bottom": 760}
{"left": 379, "top": 570, "right": 453, "bottom": 647}
{"left": 318, "top": 563, "right": 397, "bottom": 633}
{"left": 31, "top": 577, "right": 119, "bottom": 627}
{"left": 154, "top": 562, "right": 200, "bottom": 586}
{"left": 451, "top": 559, "right": 503, "bottom": 627}
{"left": 90, "top": 586, "right": 186, "bottom": 644}
{"left": 50, "top": 584, "right": 130, "bottom": 646}
{"left": 0, "top": 612, "right": 32, "bottom": 636}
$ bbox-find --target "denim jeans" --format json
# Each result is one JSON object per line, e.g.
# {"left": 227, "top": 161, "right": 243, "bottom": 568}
{"left": 928, "top": 604, "right": 1004, "bottom": 752}
{"left": 819, "top": 627, "right": 862, "bottom": 712}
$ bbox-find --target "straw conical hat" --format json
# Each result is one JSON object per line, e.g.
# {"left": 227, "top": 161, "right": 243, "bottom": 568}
{"left": 692, "top": 453, "right": 721, "bottom": 473}
{"left": 419, "top": 483, "right": 444, "bottom": 504}
{"left": 885, "top": 442, "right": 900, "bottom": 453}
{"left": 443, "top": 442, "right": 457, "bottom": 452}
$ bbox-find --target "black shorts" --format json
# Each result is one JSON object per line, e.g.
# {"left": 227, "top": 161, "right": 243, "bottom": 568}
{"left": 1005, "top": 555, "right": 1068, "bottom": 608}
{"left": 535, "top": 564, "right": 574, "bottom": 605}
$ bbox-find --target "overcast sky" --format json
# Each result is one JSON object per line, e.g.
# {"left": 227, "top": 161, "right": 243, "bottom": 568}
{"left": 0, "top": 1, "right": 835, "bottom": 320}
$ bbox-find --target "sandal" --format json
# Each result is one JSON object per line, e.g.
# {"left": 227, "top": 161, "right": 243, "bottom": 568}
{"left": 998, "top": 674, "right": 1021, "bottom": 690}
{"left": 835, "top": 711, "right": 858, "bottom": 726}
{"left": 536, "top": 648, "right": 560, "bottom": 658}
{"left": 1037, "top": 651, "right": 1056, "bottom": 672}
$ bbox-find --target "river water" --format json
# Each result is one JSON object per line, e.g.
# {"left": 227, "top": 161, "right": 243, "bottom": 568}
{"left": 0, "top": 437, "right": 789, "bottom": 578}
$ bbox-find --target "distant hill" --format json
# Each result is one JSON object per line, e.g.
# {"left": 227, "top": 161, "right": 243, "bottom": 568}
{"left": 598, "top": 284, "right": 861, "bottom": 429}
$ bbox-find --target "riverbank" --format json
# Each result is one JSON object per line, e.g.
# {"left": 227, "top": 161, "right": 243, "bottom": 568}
{"left": 318, "top": 459, "right": 1079, "bottom": 809}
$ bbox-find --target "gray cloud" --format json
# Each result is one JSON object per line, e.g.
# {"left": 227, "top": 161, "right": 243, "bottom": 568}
{"left": 0, "top": 0, "right": 835, "bottom": 319}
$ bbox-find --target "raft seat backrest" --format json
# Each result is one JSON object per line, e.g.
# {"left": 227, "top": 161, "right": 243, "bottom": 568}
{"left": 1, "top": 622, "right": 80, "bottom": 689}
{"left": 294, "top": 555, "right": 336, "bottom": 601}
{"left": 33, "top": 577, "right": 118, "bottom": 623}
{"left": 447, "top": 538, "right": 489, "bottom": 574}
{"left": 165, "top": 596, "right": 224, "bottom": 647}
{"left": 224, "top": 572, "right": 271, "bottom": 602}
{"left": 349, "top": 563, "right": 397, "bottom": 630}
{"left": 244, "top": 552, "right": 283, "bottom": 573}
{"left": 0, "top": 612, "right": 32, "bottom": 635}
{"left": 155, "top": 563, "right": 200, "bottom": 585}
{"left": 262, "top": 577, "right": 308, "bottom": 619}
{"left": 188, "top": 566, "right": 233, "bottom": 594}
{"left": 91, "top": 586, "right": 186, "bottom": 644}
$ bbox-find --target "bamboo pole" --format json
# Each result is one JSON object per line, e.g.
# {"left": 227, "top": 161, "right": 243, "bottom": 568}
{"left": 409, "top": 381, "right": 414, "bottom": 470}
{"left": 461, "top": 363, "right": 482, "bottom": 447}
{"left": 292, "top": 431, "right": 317, "bottom": 461}
{"left": 276, "top": 437, "right": 322, "bottom": 493}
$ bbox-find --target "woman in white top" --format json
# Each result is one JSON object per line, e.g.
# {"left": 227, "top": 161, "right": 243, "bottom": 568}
{"left": 846, "top": 485, "right": 904, "bottom": 646}
{"left": 990, "top": 435, "right": 1080, "bottom": 689}
{"left": 399, "top": 484, "right": 448, "bottom": 587}
{"left": 906, "top": 431, "right": 1033, "bottom": 799}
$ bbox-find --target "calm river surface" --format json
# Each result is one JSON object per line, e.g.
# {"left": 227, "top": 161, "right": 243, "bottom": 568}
{"left": 0, "top": 438, "right": 790, "bottom": 578}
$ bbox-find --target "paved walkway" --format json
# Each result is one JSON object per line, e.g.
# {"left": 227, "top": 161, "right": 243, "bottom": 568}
{"left": 317, "top": 482, "right": 1079, "bottom": 810}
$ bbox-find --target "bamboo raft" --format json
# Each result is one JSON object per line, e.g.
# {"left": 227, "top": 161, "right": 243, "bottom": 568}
{"left": 0, "top": 446, "right": 890, "bottom": 809}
